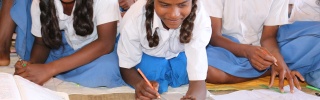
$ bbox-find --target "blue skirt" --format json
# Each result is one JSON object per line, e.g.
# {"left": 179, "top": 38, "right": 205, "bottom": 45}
{"left": 135, "top": 52, "right": 189, "bottom": 94}
{"left": 10, "top": 0, "right": 34, "bottom": 60}
{"left": 207, "top": 21, "right": 320, "bottom": 79}
{"left": 45, "top": 33, "right": 126, "bottom": 88}
{"left": 277, "top": 21, "right": 320, "bottom": 88}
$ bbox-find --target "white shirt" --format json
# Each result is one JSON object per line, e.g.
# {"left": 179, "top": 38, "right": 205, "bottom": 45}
{"left": 117, "top": 0, "right": 211, "bottom": 80}
{"left": 31, "top": 0, "right": 121, "bottom": 50}
{"left": 203, "top": 0, "right": 289, "bottom": 46}
{"left": 289, "top": 0, "right": 320, "bottom": 23}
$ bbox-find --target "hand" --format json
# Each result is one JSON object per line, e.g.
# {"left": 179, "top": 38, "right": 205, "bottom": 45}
{"left": 118, "top": 0, "right": 135, "bottom": 11}
{"left": 182, "top": 81, "right": 206, "bottom": 100}
{"left": 14, "top": 60, "right": 31, "bottom": 77}
{"left": 181, "top": 96, "right": 196, "bottom": 100}
{"left": 269, "top": 65, "right": 305, "bottom": 93}
{"left": 245, "top": 46, "right": 276, "bottom": 71}
{"left": 135, "top": 80, "right": 160, "bottom": 100}
{"left": 15, "top": 62, "right": 55, "bottom": 85}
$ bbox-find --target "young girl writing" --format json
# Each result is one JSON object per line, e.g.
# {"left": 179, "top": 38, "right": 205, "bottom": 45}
{"left": 203, "top": 0, "right": 304, "bottom": 93}
{"left": 14, "top": 0, "right": 126, "bottom": 88}
{"left": 117, "top": 0, "right": 211, "bottom": 99}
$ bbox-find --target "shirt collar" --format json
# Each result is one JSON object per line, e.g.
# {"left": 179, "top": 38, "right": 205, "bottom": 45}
{"left": 151, "top": 10, "right": 164, "bottom": 34}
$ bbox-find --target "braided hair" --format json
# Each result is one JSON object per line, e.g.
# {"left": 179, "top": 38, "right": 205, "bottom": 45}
{"left": 39, "top": 0, "right": 93, "bottom": 49}
{"left": 144, "top": 0, "right": 198, "bottom": 47}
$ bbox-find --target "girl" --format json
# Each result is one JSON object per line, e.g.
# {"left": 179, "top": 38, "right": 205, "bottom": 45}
{"left": 203, "top": 0, "right": 304, "bottom": 93}
{"left": 14, "top": 0, "right": 126, "bottom": 88}
{"left": 117, "top": 0, "right": 211, "bottom": 99}
{"left": 0, "top": 0, "right": 34, "bottom": 66}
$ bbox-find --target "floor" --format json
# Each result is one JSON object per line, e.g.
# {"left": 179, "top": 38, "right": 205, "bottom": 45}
{"left": 2, "top": 54, "right": 319, "bottom": 100}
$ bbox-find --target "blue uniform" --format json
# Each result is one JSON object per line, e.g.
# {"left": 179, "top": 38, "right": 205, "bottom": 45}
{"left": 11, "top": 0, "right": 34, "bottom": 60}
{"left": 135, "top": 52, "right": 189, "bottom": 93}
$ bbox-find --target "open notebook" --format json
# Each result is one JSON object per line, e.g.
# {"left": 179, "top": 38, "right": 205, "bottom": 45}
{"left": 0, "top": 73, "right": 69, "bottom": 100}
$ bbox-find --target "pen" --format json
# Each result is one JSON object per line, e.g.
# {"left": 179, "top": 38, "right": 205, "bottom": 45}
{"left": 306, "top": 85, "right": 320, "bottom": 92}
{"left": 261, "top": 49, "right": 278, "bottom": 66}
{"left": 137, "top": 68, "right": 160, "bottom": 98}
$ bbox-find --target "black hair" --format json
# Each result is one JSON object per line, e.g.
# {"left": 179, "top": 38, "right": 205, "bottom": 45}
{"left": 144, "top": 0, "right": 198, "bottom": 47}
{"left": 39, "top": 0, "right": 93, "bottom": 49}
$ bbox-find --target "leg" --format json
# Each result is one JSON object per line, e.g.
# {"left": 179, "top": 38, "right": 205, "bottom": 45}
{"left": 56, "top": 49, "right": 126, "bottom": 88}
{"left": 0, "top": 0, "right": 16, "bottom": 66}
{"left": 206, "top": 66, "right": 270, "bottom": 84}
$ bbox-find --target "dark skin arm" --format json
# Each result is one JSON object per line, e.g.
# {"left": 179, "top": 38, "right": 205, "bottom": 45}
{"left": 209, "top": 17, "right": 275, "bottom": 71}
{"left": 0, "top": 0, "right": 15, "bottom": 66}
{"left": 15, "top": 21, "right": 118, "bottom": 85}
{"left": 120, "top": 67, "right": 160, "bottom": 99}
{"left": 182, "top": 81, "right": 207, "bottom": 100}
{"left": 260, "top": 26, "right": 305, "bottom": 93}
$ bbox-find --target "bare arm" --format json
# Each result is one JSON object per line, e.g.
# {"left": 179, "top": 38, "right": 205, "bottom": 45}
{"left": 120, "top": 67, "right": 160, "bottom": 99}
{"left": 260, "top": 26, "right": 304, "bottom": 93}
{"left": 0, "top": 0, "right": 15, "bottom": 66}
{"left": 210, "top": 17, "right": 275, "bottom": 70}
{"left": 29, "top": 37, "right": 51, "bottom": 64}
{"left": 209, "top": 17, "right": 249, "bottom": 57}
{"left": 48, "top": 21, "right": 118, "bottom": 75}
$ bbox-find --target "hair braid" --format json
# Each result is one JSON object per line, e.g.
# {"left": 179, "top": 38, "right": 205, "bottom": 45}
{"left": 40, "top": 0, "right": 62, "bottom": 49}
{"left": 73, "top": 0, "right": 94, "bottom": 36}
{"left": 179, "top": 0, "right": 197, "bottom": 43}
{"left": 145, "top": 0, "right": 159, "bottom": 47}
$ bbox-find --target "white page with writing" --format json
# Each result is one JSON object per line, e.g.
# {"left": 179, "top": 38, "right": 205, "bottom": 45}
{"left": 0, "top": 73, "right": 21, "bottom": 100}
{"left": 14, "top": 75, "right": 67, "bottom": 100}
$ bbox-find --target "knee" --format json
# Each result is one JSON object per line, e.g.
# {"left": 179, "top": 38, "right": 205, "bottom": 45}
{"left": 206, "top": 66, "right": 230, "bottom": 84}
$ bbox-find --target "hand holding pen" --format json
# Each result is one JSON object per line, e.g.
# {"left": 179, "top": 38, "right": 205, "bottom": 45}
{"left": 136, "top": 68, "right": 160, "bottom": 99}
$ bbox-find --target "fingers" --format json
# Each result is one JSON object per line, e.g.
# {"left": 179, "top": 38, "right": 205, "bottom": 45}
{"left": 278, "top": 71, "right": 285, "bottom": 93}
{"left": 135, "top": 81, "right": 159, "bottom": 99}
{"left": 251, "top": 59, "right": 271, "bottom": 71}
{"left": 286, "top": 72, "right": 294, "bottom": 93}
{"left": 291, "top": 71, "right": 305, "bottom": 90}
{"left": 269, "top": 71, "right": 276, "bottom": 87}
{"left": 292, "top": 74, "right": 301, "bottom": 90}
{"left": 258, "top": 48, "right": 276, "bottom": 62}
{"left": 14, "top": 61, "right": 27, "bottom": 75}
{"left": 151, "top": 82, "right": 159, "bottom": 92}
{"left": 119, "top": 0, "right": 130, "bottom": 10}
{"left": 292, "top": 71, "right": 305, "bottom": 81}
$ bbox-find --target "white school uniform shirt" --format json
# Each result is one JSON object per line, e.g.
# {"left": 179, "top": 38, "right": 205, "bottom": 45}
{"left": 31, "top": 0, "right": 121, "bottom": 50}
{"left": 203, "top": 0, "right": 289, "bottom": 46}
{"left": 118, "top": 0, "right": 212, "bottom": 80}
{"left": 289, "top": 0, "right": 320, "bottom": 23}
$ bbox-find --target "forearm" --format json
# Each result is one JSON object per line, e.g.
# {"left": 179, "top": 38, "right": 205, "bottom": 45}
{"left": 0, "top": 0, "right": 15, "bottom": 53}
{"left": 120, "top": 67, "right": 143, "bottom": 88}
{"left": 30, "top": 37, "right": 50, "bottom": 63}
{"left": 260, "top": 26, "right": 286, "bottom": 66}
{"left": 49, "top": 39, "right": 114, "bottom": 75}
{"left": 187, "top": 80, "right": 206, "bottom": 99}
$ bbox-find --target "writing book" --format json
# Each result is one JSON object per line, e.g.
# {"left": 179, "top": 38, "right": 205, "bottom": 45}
{"left": 0, "top": 73, "right": 69, "bottom": 100}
